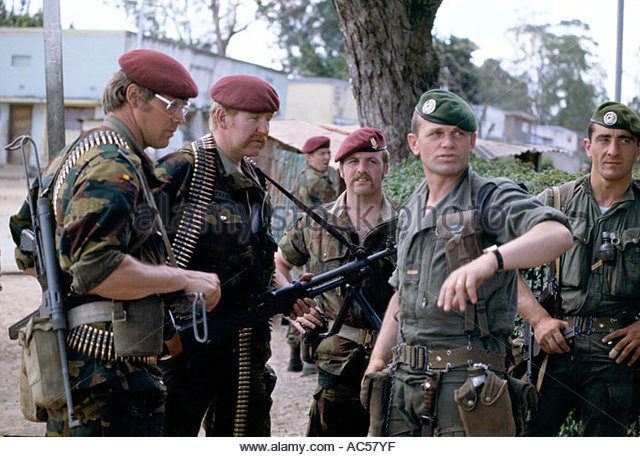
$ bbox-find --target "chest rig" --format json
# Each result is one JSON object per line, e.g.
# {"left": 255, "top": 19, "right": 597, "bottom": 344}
{"left": 434, "top": 176, "right": 502, "bottom": 341}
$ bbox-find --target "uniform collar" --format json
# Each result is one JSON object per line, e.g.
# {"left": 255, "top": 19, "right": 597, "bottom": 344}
{"left": 216, "top": 149, "right": 263, "bottom": 190}
{"left": 328, "top": 190, "right": 396, "bottom": 225}
{"left": 102, "top": 114, "right": 161, "bottom": 187}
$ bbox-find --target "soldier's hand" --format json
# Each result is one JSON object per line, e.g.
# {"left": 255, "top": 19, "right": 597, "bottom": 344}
{"left": 292, "top": 306, "right": 324, "bottom": 333}
{"left": 602, "top": 320, "right": 640, "bottom": 366}
{"left": 534, "top": 316, "right": 571, "bottom": 354}
{"left": 290, "top": 297, "right": 315, "bottom": 322}
{"left": 184, "top": 271, "right": 221, "bottom": 312}
{"left": 437, "top": 252, "right": 497, "bottom": 312}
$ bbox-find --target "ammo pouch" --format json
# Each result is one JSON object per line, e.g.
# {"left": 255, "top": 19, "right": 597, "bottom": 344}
{"left": 436, "top": 209, "right": 482, "bottom": 274}
{"left": 453, "top": 371, "right": 515, "bottom": 436}
{"left": 17, "top": 315, "right": 65, "bottom": 411}
{"left": 360, "top": 368, "right": 391, "bottom": 437}
{"left": 111, "top": 295, "right": 164, "bottom": 356}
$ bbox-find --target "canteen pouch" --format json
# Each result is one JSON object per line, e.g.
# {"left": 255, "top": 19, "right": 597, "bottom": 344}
{"left": 19, "top": 354, "right": 47, "bottom": 422}
{"left": 112, "top": 295, "right": 164, "bottom": 356}
{"left": 17, "top": 314, "right": 65, "bottom": 410}
{"left": 436, "top": 209, "right": 482, "bottom": 274}
{"left": 360, "top": 368, "right": 391, "bottom": 437}
{"left": 507, "top": 374, "right": 538, "bottom": 435}
{"left": 453, "top": 371, "right": 516, "bottom": 436}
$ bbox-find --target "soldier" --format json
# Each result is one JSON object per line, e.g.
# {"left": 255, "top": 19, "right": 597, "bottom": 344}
{"left": 520, "top": 101, "right": 640, "bottom": 436}
{"left": 364, "top": 89, "right": 573, "bottom": 436}
{"left": 293, "top": 135, "right": 338, "bottom": 207}
{"left": 9, "top": 49, "right": 221, "bottom": 436}
{"left": 286, "top": 135, "right": 339, "bottom": 373}
{"left": 275, "top": 127, "right": 399, "bottom": 436}
{"left": 155, "top": 75, "right": 309, "bottom": 437}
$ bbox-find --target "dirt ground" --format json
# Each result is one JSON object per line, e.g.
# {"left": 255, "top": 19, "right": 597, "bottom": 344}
{"left": 0, "top": 165, "right": 316, "bottom": 437}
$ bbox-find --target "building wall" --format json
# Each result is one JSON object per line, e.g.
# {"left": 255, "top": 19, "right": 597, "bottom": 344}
{"left": 0, "top": 28, "right": 288, "bottom": 163}
{"left": 285, "top": 78, "right": 358, "bottom": 125}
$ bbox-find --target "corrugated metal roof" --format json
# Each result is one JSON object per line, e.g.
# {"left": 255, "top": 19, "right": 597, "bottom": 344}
{"left": 474, "top": 138, "right": 566, "bottom": 160}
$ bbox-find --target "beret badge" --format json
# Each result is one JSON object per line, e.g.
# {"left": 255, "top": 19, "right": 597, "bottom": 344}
{"left": 370, "top": 137, "right": 378, "bottom": 149}
{"left": 603, "top": 111, "right": 618, "bottom": 125}
{"left": 422, "top": 99, "right": 437, "bottom": 115}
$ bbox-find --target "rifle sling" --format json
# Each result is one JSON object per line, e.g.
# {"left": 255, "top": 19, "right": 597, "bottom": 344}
{"left": 251, "top": 165, "right": 364, "bottom": 258}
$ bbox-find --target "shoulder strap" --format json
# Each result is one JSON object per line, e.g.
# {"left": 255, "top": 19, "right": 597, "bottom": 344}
{"left": 171, "top": 134, "right": 218, "bottom": 268}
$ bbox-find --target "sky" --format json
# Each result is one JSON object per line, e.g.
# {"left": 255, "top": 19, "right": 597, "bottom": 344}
{"left": 29, "top": 0, "right": 640, "bottom": 105}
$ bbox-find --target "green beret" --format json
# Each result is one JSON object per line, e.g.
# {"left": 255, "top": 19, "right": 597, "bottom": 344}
{"left": 590, "top": 101, "right": 640, "bottom": 140}
{"left": 414, "top": 89, "right": 477, "bottom": 132}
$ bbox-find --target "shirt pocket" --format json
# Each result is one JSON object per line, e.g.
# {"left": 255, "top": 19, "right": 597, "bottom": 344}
{"left": 561, "top": 216, "right": 592, "bottom": 288}
{"left": 399, "top": 263, "right": 421, "bottom": 311}
{"left": 609, "top": 228, "right": 640, "bottom": 297}
{"left": 309, "top": 231, "right": 349, "bottom": 274}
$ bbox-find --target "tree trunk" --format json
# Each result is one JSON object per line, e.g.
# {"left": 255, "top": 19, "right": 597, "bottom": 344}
{"left": 332, "top": 0, "right": 442, "bottom": 163}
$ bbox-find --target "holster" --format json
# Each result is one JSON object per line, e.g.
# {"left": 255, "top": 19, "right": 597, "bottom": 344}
{"left": 360, "top": 368, "right": 391, "bottom": 437}
{"left": 453, "top": 371, "right": 516, "bottom": 436}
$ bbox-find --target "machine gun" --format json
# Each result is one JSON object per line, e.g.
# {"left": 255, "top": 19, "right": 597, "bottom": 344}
{"left": 168, "top": 246, "right": 396, "bottom": 356}
{"left": 6, "top": 136, "right": 80, "bottom": 429}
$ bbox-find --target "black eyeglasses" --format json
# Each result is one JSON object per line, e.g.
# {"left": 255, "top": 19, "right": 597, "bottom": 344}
{"left": 154, "top": 93, "right": 191, "bottom": 117}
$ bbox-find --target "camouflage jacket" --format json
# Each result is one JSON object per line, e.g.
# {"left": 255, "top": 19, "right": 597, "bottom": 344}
{"left": 537, "top": 175, "right": 640, "bottom": 318}
{"left": 154, "top": 134, "right": 277, "bottom": 315}
{"left": 292, "top": 165, "right": 338, "bottom": 208}
{"left": 279, "top": 191, "right": 398, "bottom": 376}
{"left": 9, "top": 114, "right": 166, "bottom": 392}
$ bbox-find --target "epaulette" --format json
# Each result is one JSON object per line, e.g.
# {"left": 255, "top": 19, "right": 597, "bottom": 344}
{"left": 52, "top": 130, "right": 130, "bottom": 219}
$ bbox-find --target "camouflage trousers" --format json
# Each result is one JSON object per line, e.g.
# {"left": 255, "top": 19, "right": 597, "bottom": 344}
{"left": 307, "top": 369, "right": 369, "bottom": 437}
{"left": 524, "top": 333, "right": 636, "bottom": 437}
{"left": 45, "top": 385, "right": 165, "bottom": 436}
{"left": 386, "top": 367, "right": 468, "bottom": 437}
{"left": 161, "top": 327, "right": 275, "bottom": 437}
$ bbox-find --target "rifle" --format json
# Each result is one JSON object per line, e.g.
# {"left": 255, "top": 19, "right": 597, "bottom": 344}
{"left": 168, "top": 246, "right": 396, "bottom": 356}
{"left": 6, "top": 136, "right": 80, "bottom": 429}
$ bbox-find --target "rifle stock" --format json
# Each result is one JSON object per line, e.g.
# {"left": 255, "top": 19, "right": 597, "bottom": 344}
{"left": 170, "top": 247, "right": 396, "bottom": 356}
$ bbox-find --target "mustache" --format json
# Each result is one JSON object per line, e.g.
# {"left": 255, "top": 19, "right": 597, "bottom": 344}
{"left": 351, "top": 172, "right": 372, "bottom": 181}
{"left": 244, "top": 134, "right": 267, "bottom": 147}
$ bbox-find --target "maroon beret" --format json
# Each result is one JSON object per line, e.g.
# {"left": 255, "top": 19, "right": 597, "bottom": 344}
{"left": 209, "top": 75, "right": 280, "bottom": 112}
{"left": 301, "top": 136, "right": 330, "bottom": 154}
{"left": 118, "top": 49, "right": 198, "bottom": 99}
{"left": 335, "top": 127, "right": 387, "bottom": 162}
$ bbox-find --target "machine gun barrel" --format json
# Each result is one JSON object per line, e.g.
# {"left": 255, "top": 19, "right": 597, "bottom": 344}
{"left": 173, "top": 247, "right": 396, "bottom": 355}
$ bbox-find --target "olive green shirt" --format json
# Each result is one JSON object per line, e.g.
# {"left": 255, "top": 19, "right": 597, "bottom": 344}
{"left": 390, "top": 167, "right": 569, "bottom": 354}
{"left": 538, "top": 175, "right": 640, "bottom": 318}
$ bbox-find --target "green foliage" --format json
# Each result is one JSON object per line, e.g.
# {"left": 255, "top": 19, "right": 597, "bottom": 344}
{"left": 256, "top": 0, "right": 348, "bottom": 79}
{"left": 0, "top": 0, "right": 42, "bottom": 27}
{"left": 508, "top": 21, "right": 607, "bottom": 133}
{"left": 383, "top": 155, "right": 584, "bottom": 204}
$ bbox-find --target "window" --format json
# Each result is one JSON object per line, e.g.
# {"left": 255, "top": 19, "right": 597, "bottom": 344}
{"left": 11, "top": 55, "right": 31, "bottom": 67}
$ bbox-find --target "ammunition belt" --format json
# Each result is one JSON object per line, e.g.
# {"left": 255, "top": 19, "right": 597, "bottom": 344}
{"left": 52, "top": 130, "right": 130, "bottom": 219}
{"left": 326, "top": 319, "right": 378, "bottom": 349}
{"left": 66, "top": 300, "right": 121, "bottom": 329}
{"left": 563, "top": 315, "right": 632, "bottom": 335}
{"left": 394, "top": 344, "right": 505, "bottom": 372}
{"left": 66, "top": 324, "right": 156, "bottom": 365}
{"left": 172, "top": 133, "right": 218, "bottom": 268}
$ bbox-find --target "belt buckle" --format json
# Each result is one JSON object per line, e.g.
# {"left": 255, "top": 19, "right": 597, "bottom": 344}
{"left": 412, "top": 345, "right": 427, "bottom": 371}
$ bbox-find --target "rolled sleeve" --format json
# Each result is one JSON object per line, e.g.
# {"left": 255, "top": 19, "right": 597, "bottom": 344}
{"left": 69, "top": 249, "right": 125, "bottom": 294}
{"left": 278, "top": 217, "right": 310, "bottom": 267}
{"left": 484, "top": 181, "right": 570, "bottom": 244}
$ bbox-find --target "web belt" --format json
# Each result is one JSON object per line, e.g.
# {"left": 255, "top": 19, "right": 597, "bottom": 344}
{"left": 394, "top": 344, "right": 506, "bottom": 371}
